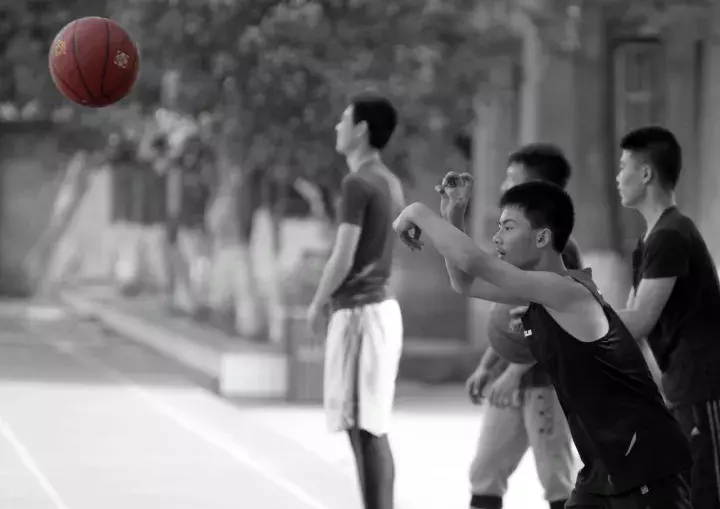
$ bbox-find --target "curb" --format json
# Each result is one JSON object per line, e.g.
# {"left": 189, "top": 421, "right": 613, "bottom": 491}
{"left": 60, "top": 292, "right": 288, "bottom": 399}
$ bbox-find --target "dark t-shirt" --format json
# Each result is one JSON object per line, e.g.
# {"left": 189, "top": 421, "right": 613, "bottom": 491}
{"left": 331, "top": 162, "right": 404, "bottom": 310}
{"left": 632, "top": 206, "right": 720, "bottom": 406}
{"left": 525, "top": 269, "right": 692, "bottom": 495}
{"left": 520, "top": 236, "right": 584, "bottom": 388}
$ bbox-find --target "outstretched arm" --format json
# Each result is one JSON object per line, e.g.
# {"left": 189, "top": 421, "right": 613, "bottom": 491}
{"left": 397, "top": 203, "right": 580, "bottom": 311}
{"left": 442, "top": 208, "right": 523, "bottom": 304}
{"left": 435, "top": 174, "right": 525, "bottom": 304}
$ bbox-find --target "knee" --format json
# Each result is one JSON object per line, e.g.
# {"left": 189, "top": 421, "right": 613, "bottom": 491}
{"left": 536, "top": 457, "right": 576, "bottom": 501}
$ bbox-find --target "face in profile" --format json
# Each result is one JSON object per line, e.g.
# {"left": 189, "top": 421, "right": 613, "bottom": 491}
{"left": 493, "top": 206, "right": 550, "bottom": 270}
{"left": 616, "top": 150, "right": 648, "bottom": 207}
{"left": 335, "top": 106, "right": 364, "bottom": 155}
{"left": 500, "top": 163, "right": 531, "bottom": 193}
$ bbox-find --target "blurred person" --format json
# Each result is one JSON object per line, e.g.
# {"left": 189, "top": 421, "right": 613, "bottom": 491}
{"left": 449, "top": 145, "right": 579, "bottom": 509}
{"left": 157, "top": 131, "right": 216, "bottom": 317}
{"left": 205, "top": 169, "right": 262, "bottom": 336}
{"left": 26, "top": 146, "right": 105, "bottom": 296}
{"left": 394, "top": 180, "right": 693, "bottom": 509}
{"left": 307, "top": 94, "right": 405, "bottom": 509}
{"left": 616, "top": 126, "right": 720, "bottom": 509}
{"left": 107, "top": 130, "right": 163, "bottom": 294}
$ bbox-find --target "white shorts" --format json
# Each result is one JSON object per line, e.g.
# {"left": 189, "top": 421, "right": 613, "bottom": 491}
{"left": 323, "top": 298, "right": 403, "bottom": 436}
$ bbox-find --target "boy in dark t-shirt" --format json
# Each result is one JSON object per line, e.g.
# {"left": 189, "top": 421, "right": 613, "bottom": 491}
{"left": 395, "top": 180, "right": 692, "bottom": 509}
{"left": 308, "top": 94, "right": 405, "bottom": 509}
{"left": 617, "top": 126, "right": 720, "bottom": 508}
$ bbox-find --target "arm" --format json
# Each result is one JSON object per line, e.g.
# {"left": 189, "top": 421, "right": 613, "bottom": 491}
{"left": 476, "top": 344, "right": 501, "bottom": 372}
{"left": 616, "top": 278, "right": 676, "bottom": 339}
{"left": 309, "top": 176, "right": 366, "bottom": 308}
{"left": 405, "top": 203, "right": 581, "bottom": 310}
{"left": 443, "top": 208, "right": 474, "bottom": 291}
{"left": 616, "top": 230, "right": 687, "bottom": 339}
{"left": 435, "top": 173, "right": 513, "bottom": 302}
{"left": 442, "top": 208, "right": 532, "bottom": 304}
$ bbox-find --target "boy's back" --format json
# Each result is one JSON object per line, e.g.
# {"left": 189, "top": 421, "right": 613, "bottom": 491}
{"left": 522, "top": 269, "right": 692, "bottom": 496}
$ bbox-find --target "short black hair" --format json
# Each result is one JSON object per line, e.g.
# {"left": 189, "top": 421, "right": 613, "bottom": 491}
{"left": 507, "top": 143, "right": 571, "bottom": 189}
{"left": 620, "top": 126, "right": 682, "bottom": 190}
{"left": 351, "top": 94, "right": 397, "bottom": 150}
{"left": 499, "top": 181, "right": 574, "bottom": 253}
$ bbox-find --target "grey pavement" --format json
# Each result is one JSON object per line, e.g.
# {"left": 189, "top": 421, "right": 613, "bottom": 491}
{"left": 0, "top": 301, "right": 548, "bottom": 509}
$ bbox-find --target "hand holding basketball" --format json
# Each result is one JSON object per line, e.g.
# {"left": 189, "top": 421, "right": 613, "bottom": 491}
{"left": 488, "top": 303, "right": 535, "bottom": 364}
{"left": 509, "top": 305, "right": 529, "bottom": 333}
{"left": 435, "top": 171, "right": 474, "bottom": 221}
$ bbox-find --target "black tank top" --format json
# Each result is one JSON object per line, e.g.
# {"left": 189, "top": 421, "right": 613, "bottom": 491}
{"left": 522, "top": 269, "right": 692, "bottom": 495}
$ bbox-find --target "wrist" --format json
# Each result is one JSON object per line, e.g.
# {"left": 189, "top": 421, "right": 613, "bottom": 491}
{"left": 506, "top": 363, "right": 533, "bottom": 378}
{"left": 310, "top": 296, "right": 326, "bottom": 309}
{"left": 448, "top": 207, "right": 466, "bottom": 228}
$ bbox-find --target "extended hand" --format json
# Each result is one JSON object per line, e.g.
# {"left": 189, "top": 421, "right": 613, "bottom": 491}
{"left": 488, "top": 367, "right": 523, "bottom": 408}
{"left": 508, "top": 305, "right": 529, "bottom": 333}
{"left": 435, "top": 171, "right": 474, "bottom": 221}
{"left": 393, "top": 205, "right": 424, "bottom": 251}
{"left": 465, "top": 368, "right": 491, "bottom": 405}
{"left": 306, "top": 301, "right": 327, "bottom": 335}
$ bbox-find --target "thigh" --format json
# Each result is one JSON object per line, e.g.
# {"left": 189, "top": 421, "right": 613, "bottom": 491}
{"left": 470, "top": 404, "right": 529, "bottom": 479}
{"left": 357, "top": 301, "right": 403, "bottom": 436}
{"left": 359, "top": 300, "right": 403, "bottom": 392}
{"left": 525, "top": 385, "right": 576, "bottom": 460}
{"left": 323, "top": 309, "right": 361, "bottom": 432}
{"left": 525, "top": 386, "right": 577, "bottom": 499}
{"left": 674, "top": 401, "right": 720, "bottom": 509}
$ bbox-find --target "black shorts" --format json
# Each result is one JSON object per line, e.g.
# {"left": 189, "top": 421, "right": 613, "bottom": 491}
{"left": 673, "top": 399, "right": 720, "bottom": 509}
{"left": 566, "top": 473, "right": 691, "bottom": 509}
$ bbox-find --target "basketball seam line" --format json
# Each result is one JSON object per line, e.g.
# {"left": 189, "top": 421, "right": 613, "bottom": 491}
{"left": 99, "top": 19, "right": 112, "bottom": 103}
{"left": 53, "top": 71, "right": 85, "bottom": 104}
{"left": 71, "top": 19, "right": 100, "bottom": 105}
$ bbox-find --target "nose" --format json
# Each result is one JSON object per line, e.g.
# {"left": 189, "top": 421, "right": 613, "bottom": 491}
{"left": 492, "top": 231, "right": 501, "bottom": 245}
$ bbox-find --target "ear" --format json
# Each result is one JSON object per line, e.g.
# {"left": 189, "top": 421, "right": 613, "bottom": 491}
{"left": 641, "top": 164, "right": 653, "bottom": 185}
{"left": 354, "top": 120, "right": 368, "bottom": 140}
{"left": 536, "top": 228, "right": 552, "bottom": 249}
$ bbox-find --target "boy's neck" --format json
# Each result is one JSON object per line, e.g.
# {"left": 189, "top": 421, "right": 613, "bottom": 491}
{"left": 637, "top": 190, "right": 676, "bottom": 239}
{"left": 346, "top": 146, "right": 381, "bottom": 173}
{"left": 535, "top": 252, "right": 568, "bottom": 274}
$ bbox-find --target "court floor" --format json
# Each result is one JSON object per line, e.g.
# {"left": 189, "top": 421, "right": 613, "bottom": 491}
{"left": 0, "top": 303, "right": 548, "bottom": 509}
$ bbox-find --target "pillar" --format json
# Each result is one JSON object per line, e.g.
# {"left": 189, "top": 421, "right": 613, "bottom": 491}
{"left": 468, "top": 57, "right": 518, "bottom": 347}
{"left": 697, "top": 4, "right": 720, "bottom": 264}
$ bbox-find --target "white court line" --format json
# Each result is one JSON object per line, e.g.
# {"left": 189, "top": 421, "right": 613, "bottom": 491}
{"left": 0, "top": 417, "right": 71, "bottom": 509}
{"left": 51, "top": 341, "right": 331, "bottom": 509}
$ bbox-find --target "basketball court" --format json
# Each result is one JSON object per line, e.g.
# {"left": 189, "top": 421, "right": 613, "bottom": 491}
{"left": 0, "top": 302, "right": 548, "bottom": 509}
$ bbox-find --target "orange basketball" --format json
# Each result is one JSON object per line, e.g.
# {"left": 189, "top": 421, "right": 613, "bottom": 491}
{"left": 49, "top": 17, "right": 140, "bottom": 108}
{"left": 487, "top": 303, "right": 535, "bottom": 365}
